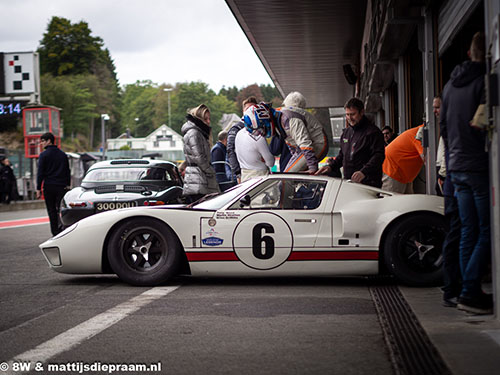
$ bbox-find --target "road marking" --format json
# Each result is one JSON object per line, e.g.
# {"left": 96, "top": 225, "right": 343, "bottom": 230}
{"left": 0, "top": 217, "right": 49, "bottom": 230}
{"left": 7, "top": 286, "right": 180, "bottom": 372}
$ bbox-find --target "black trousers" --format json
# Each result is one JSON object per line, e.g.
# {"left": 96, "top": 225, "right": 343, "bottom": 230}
{"left": 43, "top": 184, "right": 67, "bottom": 236}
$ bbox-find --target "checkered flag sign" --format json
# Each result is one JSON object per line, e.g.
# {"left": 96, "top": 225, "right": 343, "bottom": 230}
{"left": 2, "top": 52, "right": 36, "bottom": 94}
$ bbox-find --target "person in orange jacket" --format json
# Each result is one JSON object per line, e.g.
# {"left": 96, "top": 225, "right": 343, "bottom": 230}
{"left": 381, "top": 124, "right": 424, "bottom": 193}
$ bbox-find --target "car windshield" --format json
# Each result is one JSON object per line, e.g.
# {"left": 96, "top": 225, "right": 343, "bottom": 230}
{"left": 84, "top": 167, "right": 172, "bottom": 182}
{"left": 194, "top": 179, "right": 260, "bottom": 210}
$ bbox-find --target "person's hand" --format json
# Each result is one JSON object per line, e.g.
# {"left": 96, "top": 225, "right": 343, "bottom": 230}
{"left": 36, "top": 190, "right": 41, "bottom": 199}
{"left": 351, "top": 171, "right": 365, "bottom": 183}
{"left": 437, "top": 177, "right": 444, "bottom": 194}
{"left": 315, "top": 165, "right": 331, "bottom": 175}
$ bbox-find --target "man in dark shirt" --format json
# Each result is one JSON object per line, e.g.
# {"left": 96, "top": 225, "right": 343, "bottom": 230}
{"left": 36, "top": 132, "right": 71, "bottom": 236}
{"left": 440, "top": 32, "right": 491, "bottom": 314}
{"left": 210, "top": 130, "right": 234, "bottom": 192}
{"left": 316, "top": 98, "right": 385, "bottom": 187}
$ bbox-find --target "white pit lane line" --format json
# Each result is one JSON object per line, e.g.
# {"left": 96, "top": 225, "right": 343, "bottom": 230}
{"left": 6, "top": 286, "right": 180, "bottom": 373}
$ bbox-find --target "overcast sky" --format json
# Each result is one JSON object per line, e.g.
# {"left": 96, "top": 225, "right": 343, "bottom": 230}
{"left": 0, "top": 0, "right": 273, "bottom": 92}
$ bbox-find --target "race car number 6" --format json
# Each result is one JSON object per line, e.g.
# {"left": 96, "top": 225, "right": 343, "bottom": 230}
{"left": 252, "top": 223, "right": 275, "bottom": 259}
{"left": 233, "top": 212, "right": 293, "bottom": 270}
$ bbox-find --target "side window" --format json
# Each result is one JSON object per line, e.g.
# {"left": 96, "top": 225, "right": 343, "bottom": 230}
{"left": 290, "top": 181, "right": 326, "bottom": 209}
{"left": 249, "top": 181, "right": 282, "bottom": 209}
{"left": 234, "top": 179, "right": 326, "bottom": 210}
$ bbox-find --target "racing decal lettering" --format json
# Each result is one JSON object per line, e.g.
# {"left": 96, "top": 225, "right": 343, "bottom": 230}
{"left": 216, "top": 212, "right": 240, "bottom": 220}
{"left": 202, "top": 237, "right": 224, "bottom": 246}
{"left": 252, "top": 223, "right": 275, "bottom": 260}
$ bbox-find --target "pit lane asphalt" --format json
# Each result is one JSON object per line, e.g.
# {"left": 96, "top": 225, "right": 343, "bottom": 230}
{"left": 0, "top": 203, "right": 499, "bottom": 375}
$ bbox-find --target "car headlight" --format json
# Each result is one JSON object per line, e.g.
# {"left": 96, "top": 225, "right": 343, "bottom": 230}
{"left": 52, "top": 222, "right": 78, "bottom": 240}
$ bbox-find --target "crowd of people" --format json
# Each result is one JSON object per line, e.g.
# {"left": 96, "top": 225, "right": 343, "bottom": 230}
{"left": 1, "top": 30, "right": 490, "bottom": 315}
{"left": 180, "top": 32, "right": 490, "bottom": 315}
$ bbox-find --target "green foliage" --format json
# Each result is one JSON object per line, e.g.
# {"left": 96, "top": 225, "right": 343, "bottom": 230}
{"left": 38, "top": 17, "right": 105, "bottom": 76}
{"left": 120, "top": 81, "right": 159, "bottom": 137}
{"left": 41, "top": 74, "right": 98, "bottom": 139}
{"left": 207, "top": 94, "right": 239, "bottom": 140}
{"left": 119, "top": 144, "right": 131, "bottom": 150}
{"left": 31, "top": 15, "right": 284, "bottom": 154}
{"left": 38, "top": 16, "right": 120, "bottom": 149}
{"left": 260, "top": 85, "right": 283, "bottom": 103}
{"left": 218, "top": 86, "right": 239, "bottom": 101}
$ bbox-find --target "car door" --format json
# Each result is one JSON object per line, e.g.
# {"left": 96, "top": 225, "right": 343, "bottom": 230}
{"left": 200, "top": 177, "right": 333, "bottom": 271}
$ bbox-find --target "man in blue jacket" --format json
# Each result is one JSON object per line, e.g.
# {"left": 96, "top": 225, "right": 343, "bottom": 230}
{"left": 440, "top": 32, "right": 491, "bottom": 314}
{"left": 36, "top": 132, "right": 70, "bottom": 236}
{"left": 211, "top": 130, "right": 234, "bottom": 192}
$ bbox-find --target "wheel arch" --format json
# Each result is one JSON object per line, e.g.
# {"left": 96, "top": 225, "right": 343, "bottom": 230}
{"left": 101, "top": 215, "right": 191, "bottom": 276}
{"left": 378, "top": 210, "right": 445, "bottom": 274}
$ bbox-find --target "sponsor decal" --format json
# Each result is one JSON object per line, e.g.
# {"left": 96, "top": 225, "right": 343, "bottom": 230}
{"left": 205, "top": 228, "right": 219, "bottom": 237}
{"left": 216, "top": 212, "right": 240, "bottom": 220}
{"left": 208, "top": 218, "right": 217, "bottom": 227}
{"left": 202, "top": 237, "right": 224, "bottom": 246}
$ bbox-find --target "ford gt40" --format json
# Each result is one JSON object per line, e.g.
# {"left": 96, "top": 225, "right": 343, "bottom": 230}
{"left": 41, "top": 175, "right": 445, "bottom": 286}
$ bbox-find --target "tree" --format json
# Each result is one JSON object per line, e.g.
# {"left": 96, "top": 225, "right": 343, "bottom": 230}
{"left": 260, "top": 84, "right": 282, "bottom": 107}
{"left": 41, "top": 74, "right": 98, "bottom": 141}
{"left": 219, "top": 85, "right": 239, "bottom": 102}
{"left": 38, "top": 16, "right": 121, "bottom": 147}
{"left": 38, "top": 17, "right": 104, "bottom": 76}
{"left": 207, "top": 94, "right": 238, "bottom": 140}
{"left": 235, "top": 84, "right": 264, "bottom": 113}
{"left": 120, "top": 81, "right": 158, "bottom": 137}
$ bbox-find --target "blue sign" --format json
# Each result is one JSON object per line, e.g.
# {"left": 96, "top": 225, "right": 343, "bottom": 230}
{"left": 202, "top": 237, "right": 224, "bottom": 246}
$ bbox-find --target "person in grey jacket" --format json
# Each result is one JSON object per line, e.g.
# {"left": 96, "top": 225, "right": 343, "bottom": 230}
{"left": 280, "top": 91, "right": 328, "bottom": 173}
{"left": 181, "top": 104, "right": 219, "bottom": 203}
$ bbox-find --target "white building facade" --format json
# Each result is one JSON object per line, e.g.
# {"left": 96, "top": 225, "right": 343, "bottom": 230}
{"left": 107, "top": 124, "right": 184, "bottom": 161}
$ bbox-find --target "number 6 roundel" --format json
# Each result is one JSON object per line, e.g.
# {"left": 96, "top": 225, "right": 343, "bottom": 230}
{"left": 232, "top": 212, "right": 293, "bottom": 270}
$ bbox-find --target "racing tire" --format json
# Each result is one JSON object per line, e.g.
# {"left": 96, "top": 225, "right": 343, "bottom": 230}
{"left": 108, "top": 218, "right": 180, "bottom": 286}
{"left": 383, "top": 213, "right": 445, "bottom": 287}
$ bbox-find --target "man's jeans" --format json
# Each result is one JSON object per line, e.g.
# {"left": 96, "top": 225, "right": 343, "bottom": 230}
{"left": 442, "top": 195, "right": 462, "bottom": 299}
{"left": 450, "top": 171, "right": 491, "bottom": 298}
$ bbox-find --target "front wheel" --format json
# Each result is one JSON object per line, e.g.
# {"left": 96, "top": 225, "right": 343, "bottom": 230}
{"left": 108, "top": 218, "right": 180, "bottom": 286}
{"left": 383, "top": 213, "right": 445, "bottom": 286}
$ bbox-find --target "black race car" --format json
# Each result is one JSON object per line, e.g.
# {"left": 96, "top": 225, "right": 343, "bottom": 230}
{"left": 60, "top": 159, "right": 183, "bottom": 227}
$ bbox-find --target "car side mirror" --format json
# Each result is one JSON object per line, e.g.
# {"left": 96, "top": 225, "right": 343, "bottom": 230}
{"left": 239, "top": 194, "right": 251, "bottom": 208}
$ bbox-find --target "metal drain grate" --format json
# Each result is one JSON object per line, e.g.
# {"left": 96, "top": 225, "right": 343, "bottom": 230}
{"left": 369, "top": 281, "right": 452, "bottom": 375}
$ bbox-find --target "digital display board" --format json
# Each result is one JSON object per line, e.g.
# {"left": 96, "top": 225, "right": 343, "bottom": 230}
{"left": 0, "top": 101, "right": 26, "bottom": 117}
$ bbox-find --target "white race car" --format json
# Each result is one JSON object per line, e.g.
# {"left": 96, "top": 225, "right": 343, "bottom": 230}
{"left": 40, "top": 175, "right": 445, "bottom": 286}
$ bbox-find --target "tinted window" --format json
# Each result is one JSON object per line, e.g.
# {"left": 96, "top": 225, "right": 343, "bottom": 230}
{"left": 84, "top": 167, "right": 171, "bottom": 182}
{"left": 232, "top": 179, "right": 326, "bottom": 210}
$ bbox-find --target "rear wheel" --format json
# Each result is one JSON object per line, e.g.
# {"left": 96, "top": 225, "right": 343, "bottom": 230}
{"left": 383, "top": 213, "right": 445, "bottom": 286}
{"left": 108, "top": 218, "right": 180, "bottom": 286}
